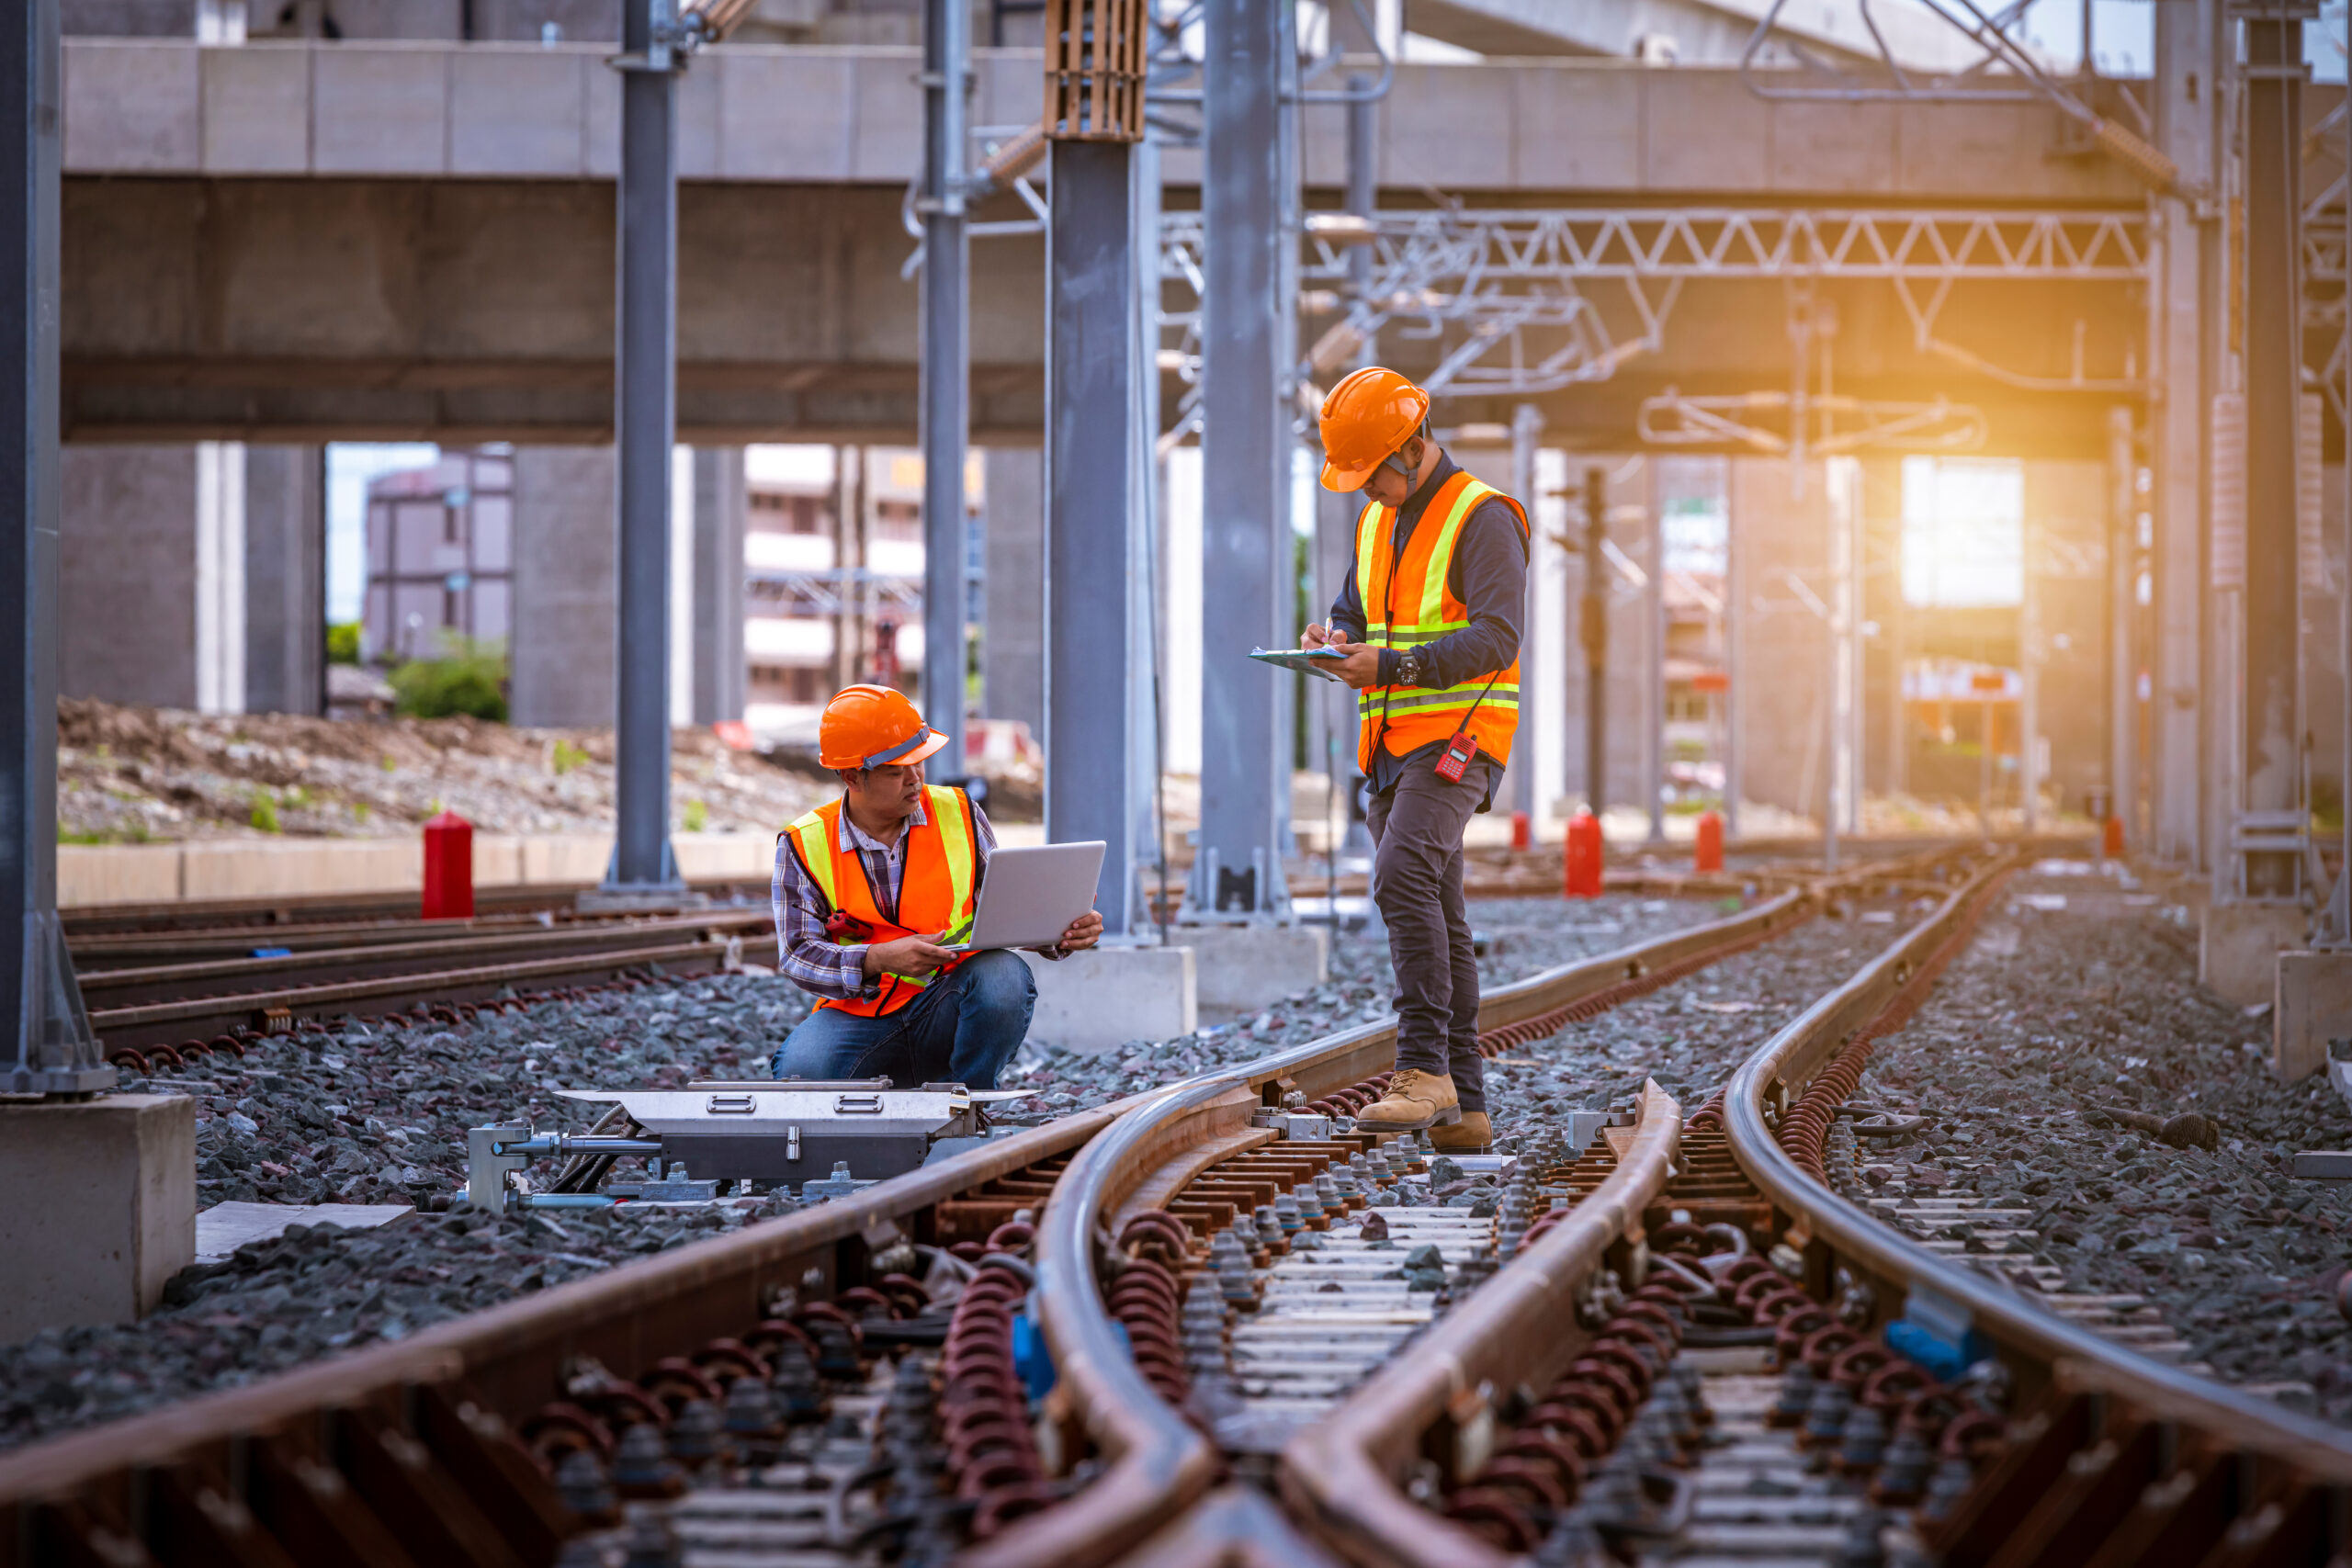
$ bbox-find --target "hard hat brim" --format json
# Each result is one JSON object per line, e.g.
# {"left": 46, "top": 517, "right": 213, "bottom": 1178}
{"left": 895, "top": 728, "right": 951, "bottom": 767}
{"left": 1320, "top": 453, "right": 1382, "bottom": 492}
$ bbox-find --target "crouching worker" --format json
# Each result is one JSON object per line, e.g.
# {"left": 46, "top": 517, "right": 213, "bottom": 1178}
{"left": 770, "top": 684, "right": 1102, "bottom": 1089}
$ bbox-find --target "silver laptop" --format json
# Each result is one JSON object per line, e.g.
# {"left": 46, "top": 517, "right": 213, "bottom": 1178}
{"left": 936, "top": 841, "right": 1107, "bottom": 954}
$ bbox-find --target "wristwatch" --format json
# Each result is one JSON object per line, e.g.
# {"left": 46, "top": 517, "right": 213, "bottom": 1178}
{"left": 1396, "top": 651, "right": 1424, "bottom": 687}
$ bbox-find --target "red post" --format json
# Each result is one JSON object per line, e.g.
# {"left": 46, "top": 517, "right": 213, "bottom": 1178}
{"left": 1510, "top": 810, "right": 1532, "bottom": 852}
{"left": 1695, "top": 809, "right": 1724, "bottom": 874}
{"left": 2102, "top": 814, "right": 2125, "bottom": 859}
{"left": 422, "top": 810, "right": 475, "bottom": 920}
{"left": 1564, "top": 810, "right": 1604, "bottom": 898}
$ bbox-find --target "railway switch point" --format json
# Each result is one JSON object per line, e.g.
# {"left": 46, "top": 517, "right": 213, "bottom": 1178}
{"left": 0, "top": 1095, "right": 194, "bottom": 1340}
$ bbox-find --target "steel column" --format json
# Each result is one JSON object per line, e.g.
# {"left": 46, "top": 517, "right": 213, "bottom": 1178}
{"left": 1643, "top": 459, "right": 1666, "bottom": 843}
{"left": 2239, "top": 3, "right": 2310, "bottom": 898}
{"left": 2108, "top": 405, "right": 2138, "bottom": 843}
{"left": 921, "top": 0, "right": 970, "bottom": 765}
{"left": 1511, "top": 403, "right": 1543, "bottom": 828}
{"left": 1, "top": 0, "right": 104, "bottom": 1095}
{"left": 1193, "top": 0, "right": 1294, "bottom": 918}
{"left": 1581, "top": 466, "right": 1608, "bottom": 818}
{"left": 603, "top": 0, "right": 684, "bottom": 897}
{"left": 1045, "top": 141, "right": 1150, "bottom": 936}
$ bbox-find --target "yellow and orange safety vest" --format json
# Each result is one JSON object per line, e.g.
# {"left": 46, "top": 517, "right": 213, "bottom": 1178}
{"left": 780, "top": 784, "right": 980, "bottom": 1018}
{"left": 1353, "top": 468, "right": 1530, "bottom": 773}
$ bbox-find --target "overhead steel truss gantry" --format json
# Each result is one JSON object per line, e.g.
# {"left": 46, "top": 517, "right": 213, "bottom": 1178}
{"left": 1155, "top": 204, "right": 2154, "bottom": 442}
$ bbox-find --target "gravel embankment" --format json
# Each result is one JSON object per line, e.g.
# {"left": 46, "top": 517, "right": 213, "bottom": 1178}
{"left": 1, "top": 891, "right": 1748, "bottom": 1453}
{"left": 1848, "top": 863, "right": 2352, "bottom": 1424}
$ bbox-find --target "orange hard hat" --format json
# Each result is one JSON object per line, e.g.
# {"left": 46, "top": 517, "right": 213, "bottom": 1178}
{"left": 818, "top": 684, "right": 948, "bottom": 771}
{"left": 1318, "top": 366, "right": 1430, "bottom": 491}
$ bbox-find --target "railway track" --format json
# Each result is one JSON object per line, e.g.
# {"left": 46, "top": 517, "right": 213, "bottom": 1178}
{"left": 10, "top": 841, "right": 2335, "bottom": 1567}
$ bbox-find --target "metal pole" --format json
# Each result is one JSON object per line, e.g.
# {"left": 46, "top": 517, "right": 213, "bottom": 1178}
{"left": 1, "top": 0, "right": 103, "bottom": 1095}
{"left": 1725, "top": 472, "right": 1744, "bottom": 838}
{"left": 1581, "top": 466, "right": 1608, "bottom": 819}
{"left": 2108, "top": 405, "right": 2137, "bottom": 844}
{"left": 920, "top": 0, "right": 970, "bottom": 769}
{"left": 2240, "top": 3, "right": 2307, "bottom": 900}
{"left": 1044, "top": 141, "right": 1148, "bottom": 937}
{"left": 1823, "top": 482, "right": 1839, "bottom": 873}
{"left": 2020, "top": 507, "right": 2041, "bottom": 837}
{"left": 1346, "top": 76, "right": 1376, "bottom": 368}
{"left": 1644, "top": 461, "right": 1666, "bottom": 843}
{"left": 1193, "top": 0, "right": 1292, "bottom": 919}
{"left": 1511, "top": 403, "right": 1543, "bottom": 829}
{"left": 602, "top": 0, "right": 684, "bottom": 898}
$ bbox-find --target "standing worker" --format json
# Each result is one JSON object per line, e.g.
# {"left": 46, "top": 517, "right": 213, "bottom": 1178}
{"left": 1302, "top": 367, "right": 1530, "bottom": 1154}
{"left": 770, "top": 684, "right": 1103, "bottom": 1088}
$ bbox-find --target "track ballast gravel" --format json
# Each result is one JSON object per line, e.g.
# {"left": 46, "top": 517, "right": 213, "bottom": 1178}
{"left": 1847, "top": 862, "right": 2352, "bottom": 1427}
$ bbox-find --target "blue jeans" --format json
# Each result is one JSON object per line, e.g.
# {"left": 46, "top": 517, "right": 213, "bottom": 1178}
{"left": 769, "top": 948, "right": 1036, "bottom": 1090}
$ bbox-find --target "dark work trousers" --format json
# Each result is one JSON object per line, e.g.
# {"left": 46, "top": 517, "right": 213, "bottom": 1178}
{"left": 1365, "top": 755, "right": 1491, "bottom": 1115}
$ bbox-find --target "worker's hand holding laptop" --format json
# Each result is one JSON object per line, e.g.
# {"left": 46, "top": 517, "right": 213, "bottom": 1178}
{"left": 863, "top": 840, "right": 1109, "bottom": 979}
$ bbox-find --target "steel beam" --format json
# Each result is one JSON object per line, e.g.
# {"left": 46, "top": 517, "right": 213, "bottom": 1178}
{"left": 2239, "top": 3, "right": 2310, "bottom": 900}
{"left": 602, "top": 0, "right": 686, "bottom": 898}
{"left": 1044, "top": 141, "right": 1150, "bottom": 937}
{"left": 1192, "top": 0, "right": 1293, "bottom": 919}
{"left": 920, "top": 0, "right": 970, "bottom": 766}
{"left": 1, "top": 0, "right": 104, "bottom": 1096}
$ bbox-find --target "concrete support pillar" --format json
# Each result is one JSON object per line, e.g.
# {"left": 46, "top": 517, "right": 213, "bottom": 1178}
{"left": 243, "top": 444, "right": 322, "bottom": 716}
{"left": 1641, "top": 458, "right": 1666, "bottom": 842}
{"left": 1728, "top": 458, "right": 1833, "bottom": 827}
{"left": 981, "top": 446, "right": 1045, "bottom": 738}
{"left": 690, "top": 446, "right": 745, "bottom": 726}
{"left": 508, "top": 446, "right": 616, "bottom": 728}
{"left": 192, "top": 440, "right": 244, "bottom": 716}
{"left": 61, "top": 446, "right": 201, "bottom": 709}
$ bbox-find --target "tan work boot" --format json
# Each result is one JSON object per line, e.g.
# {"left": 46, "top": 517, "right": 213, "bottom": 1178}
{"left": 1355, "top": 1067, "right": 1461, "bottom": 1133}
{"left": 1430, "top": 1111, "right": 1492, "bottom": 1155}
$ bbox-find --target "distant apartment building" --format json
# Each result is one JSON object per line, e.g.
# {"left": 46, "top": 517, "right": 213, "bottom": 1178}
{"left": 742, "top": 446, "right": 977, "bottom": 743}
{"left": 360, "top": 449, "right": 514, "bottom": 662}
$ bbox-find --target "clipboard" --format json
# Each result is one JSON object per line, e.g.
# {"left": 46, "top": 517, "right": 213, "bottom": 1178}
{"left": 1250, "top": 646, "right": 1351, "bottom": 682}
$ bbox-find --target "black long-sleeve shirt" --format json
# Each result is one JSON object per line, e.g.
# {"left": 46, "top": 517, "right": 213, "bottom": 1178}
{"left": 1327, "top": 452, "right": 1528, "bottom": 810}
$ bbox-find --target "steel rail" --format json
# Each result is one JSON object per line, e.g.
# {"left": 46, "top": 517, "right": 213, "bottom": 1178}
{"left": 961, "top": 889, "right": 1818, "bottom": 1568}
{"left": 1722, "top": 854, "right": 2352, "bottom": 1484}
{"left": 1277, "top": 1077, "right": 1685, "bottom": 1568}
{"left": 85, "top": 938, "right": 737, "bottom": 1049}
{"left": 74, "top": 909, "right": 770, "bottom": 1005}
{"left": 6, "top": 854, "right": 1991, "bottom": 1566}
{"left": 67, "top": 909, "right": 708, "bottom": 965}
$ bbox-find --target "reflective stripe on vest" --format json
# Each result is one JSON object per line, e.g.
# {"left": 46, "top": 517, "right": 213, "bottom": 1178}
{"left": 779, "top": 784, "right": 980, "bottom": 1017}
{"left": 1354, "top": 469, "right": 1530, "bottom": 773}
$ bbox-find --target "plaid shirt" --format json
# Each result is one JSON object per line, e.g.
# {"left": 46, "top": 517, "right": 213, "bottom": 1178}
{"left": 771, "top": 793, "right": 1003, "bottom": 1001}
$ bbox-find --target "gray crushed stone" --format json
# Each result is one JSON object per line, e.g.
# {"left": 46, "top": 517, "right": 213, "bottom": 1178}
{"left": 1843, "top": 862, "right": 2352, "bottom": 1426}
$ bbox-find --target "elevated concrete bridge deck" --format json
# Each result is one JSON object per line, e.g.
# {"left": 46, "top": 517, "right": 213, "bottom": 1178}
{"left": 57, "top": 39, "right": 2178, "bottom": 448}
